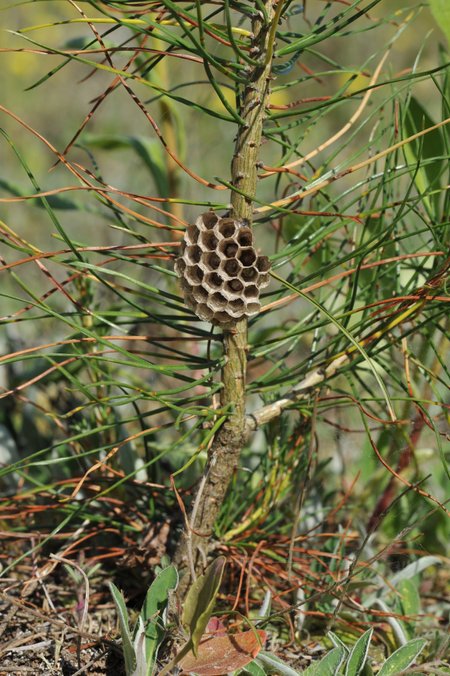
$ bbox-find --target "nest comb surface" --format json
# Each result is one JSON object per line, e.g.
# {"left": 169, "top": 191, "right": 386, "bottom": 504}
{"left": 175, "top": 212, "right": 270, "bottom": 325}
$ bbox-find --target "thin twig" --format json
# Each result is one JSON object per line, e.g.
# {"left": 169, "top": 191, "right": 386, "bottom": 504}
{"left": 261, "top": 48, "right": 390, "bottom": 177}
{"left": 246, "top": 353, "right": 349, "bottom": 433}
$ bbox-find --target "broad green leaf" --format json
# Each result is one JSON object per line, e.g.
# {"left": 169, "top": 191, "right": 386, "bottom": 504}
{"left": 258, "top": 651, "right": 301, "bottom": 675}
{"left": 133, "top": 617, "right": 149, "bottom": 676}
{"left": 390, "top": 556, "right": 441, "bottom": 586}
{"left": 328, "top": 631, "right": 349, "bottom": 654}
{"left": 239, "top": 658, "right": 267, "bottom": 675}
{"left": 396, "top": 580, "right": 420, "bottom": 643}
{"left": 430, "top": 0, "right": 450, "bottom": 45}
{"left": 303, "top": 646, "right": 346, "bottom": 675}
{"left": 344, "top": 629, "right": 373, "bottom": 676}
{"left": 110, "top": 582, "right": 137, "bottom": 675}
{"left": 182, "top": 556, "right": 226, "bottom": 656}
{"left": 139, "top": 564, "right": 178, "bottom": 672}
{"left": 377, "top": 639, "right": 427, "bottom": 676}
{"left": 398, "top": 580, "right": 420, "bottom": 616}
{"left": 403, "top": 97, "right": 444, "bottom": 218}
{"left": 370, "top": 600, "right": 408, "bottom": 647}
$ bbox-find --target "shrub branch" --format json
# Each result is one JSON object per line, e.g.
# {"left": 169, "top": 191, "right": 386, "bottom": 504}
{"left": 173, "top": 0, "right": 277, "bottom": 592}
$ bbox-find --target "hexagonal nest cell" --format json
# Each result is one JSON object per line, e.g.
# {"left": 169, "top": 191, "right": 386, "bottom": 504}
{"left": 174, "top": 211, "right": 271, "bottom": 325}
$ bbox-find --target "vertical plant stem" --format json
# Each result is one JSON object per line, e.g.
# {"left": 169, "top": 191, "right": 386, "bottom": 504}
{"left": 174, "top": 0, "right": 278, "bottom": 593}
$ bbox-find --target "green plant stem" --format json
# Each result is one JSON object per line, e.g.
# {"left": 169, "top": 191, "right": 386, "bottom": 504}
{"left": 173, "top": 0, "right": 277, "bottom": 594}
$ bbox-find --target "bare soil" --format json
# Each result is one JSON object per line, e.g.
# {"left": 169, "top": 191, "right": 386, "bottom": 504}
{"left": 0, "top": 583, "right": 125, "bottom": 675}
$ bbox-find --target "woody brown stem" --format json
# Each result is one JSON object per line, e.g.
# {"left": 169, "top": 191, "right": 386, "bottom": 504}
{"left": 173, "top": 1, "right": 277, "bottom": 595}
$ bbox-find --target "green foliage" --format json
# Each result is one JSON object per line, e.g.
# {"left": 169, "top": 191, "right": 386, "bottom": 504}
{"left": 245, "top": 634, "right": 428, "bottom": 675}
{"left": 0, "top": 0, "right": 449, "bottom": 672}
{"left": 182, "top": 556, "right": 226, "bottom": 657}
{"left": 376, "top": 639, "right": 427, "bottom": 676}
{"left": 344, "top": 629, "right": 373, "bottom": 676}
{"left": 108, "top": 560, "right": 436, "bottom": 674}
{"left": 138, "top": 564, "right": 179, "bottom": 671}
{"left": 110, "top": 581, "right": 138, "bottom": 675}
{"left": 430, "top": 0, "right": 450, "bottom": 45}
{"left": 110, "top": 563, "right": 178, "bottom": 676}
{"left": 256, "top": 651, "right": 305, "bottom": 676}
{"left": 402, "top": 95, "right": 445, "bottom": 219}
{"left": 240, "top": 661, "right": 266, "bottom": 676}
{"left": 303, "top": 647, "right": 347, "bottom": 675}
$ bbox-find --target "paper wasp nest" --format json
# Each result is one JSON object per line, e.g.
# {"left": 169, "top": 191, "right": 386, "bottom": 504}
{"left": 175, "top": 212, "right": 270, "bottom": 325}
